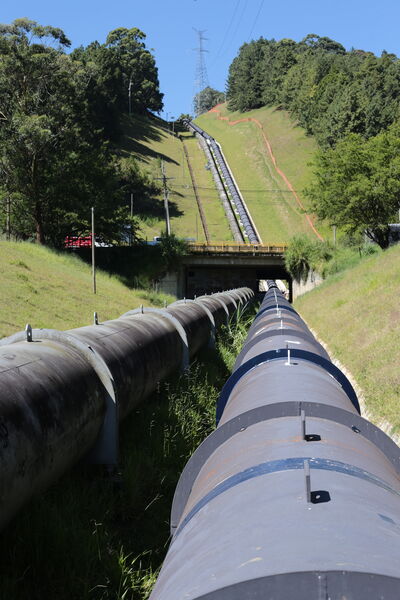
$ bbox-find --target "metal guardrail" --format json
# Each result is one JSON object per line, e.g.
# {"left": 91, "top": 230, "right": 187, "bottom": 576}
{"left": 188, "top": 242, "right": 287, "bottom": 254}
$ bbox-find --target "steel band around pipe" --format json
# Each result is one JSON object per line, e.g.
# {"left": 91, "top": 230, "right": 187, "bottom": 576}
{"left": 170, "top": 401, "right": 400, "bottom": 532}
{"left": 216, "top": 348, "right": 360, "bottom": 424}
{"left": 173, "top": 456, "right": 400, "bottom": 540}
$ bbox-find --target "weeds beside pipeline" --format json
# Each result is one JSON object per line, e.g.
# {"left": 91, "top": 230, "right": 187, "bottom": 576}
{"left": 0, "top": 307, "right": 257, "bottom": 600}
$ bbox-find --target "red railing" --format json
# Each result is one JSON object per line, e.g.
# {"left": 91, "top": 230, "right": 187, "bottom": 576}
{"left": 64, "top": 235, "right": 92, "bottom": 248}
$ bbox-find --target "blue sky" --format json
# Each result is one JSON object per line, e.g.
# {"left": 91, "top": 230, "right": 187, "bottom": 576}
{"left": 2, "top": 0, "right": 400, "bottom": 118}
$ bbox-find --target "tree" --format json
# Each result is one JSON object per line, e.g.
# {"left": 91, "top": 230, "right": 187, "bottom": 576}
{"left": 227, "top": 39, "right": 267, "bottom": 111}
{"left": 74, "top": 28, "right": 163, "bottom": 116}
{"left": 226, "top": 33, "right": 400, "bottom": 148}
{"left": 158, "top": 232, "right": 189, "bottom": 272}
{"left": 177, "top": 113, "right": 193, "bottom": 123}
{"left": 306, "top": 124, "right": 400, "bottom": 248}
{"left": 301, "top": 33, "right": 346, "bottom": 54}
{"left": 193, "top": 87, "right": 225, "bottom": 116}
{"left": 0, "top": 19, "right": 79, "bottom": 243}
{"left": 0, "top": 19, "right": 161, "bottom": 247}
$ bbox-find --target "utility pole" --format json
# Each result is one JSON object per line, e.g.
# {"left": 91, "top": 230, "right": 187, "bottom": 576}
{"left": 6, "top": 198, "right": 10, "bottom": 241}
{"left": 130, "top": 192, "right": 134, "bottom": 246}
{"left": 162, "top": 161, "right": 171, "bottom": 236}
{"left": 91, "top": 207, "right": 96, "bottom": 294}
{"left": 156, "top": 161, "right": 174, "bottom": 236}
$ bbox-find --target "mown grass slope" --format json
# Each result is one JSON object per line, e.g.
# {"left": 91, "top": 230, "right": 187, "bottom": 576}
{"left": 119, "top": 114, "right": 232, "bottom": 241}
{"left": 294, "top": 243, "right": 400, "bottom": 433}
{"left": 196, "top": 103, "right": 327, "bottom": 244}
{"left": 0, "top": 242, "right": 174, "bottom": 339}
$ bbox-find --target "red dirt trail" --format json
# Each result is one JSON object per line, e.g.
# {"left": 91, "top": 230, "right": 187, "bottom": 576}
{"left": 208, "top": 104, "right": 324, "bottom": 241}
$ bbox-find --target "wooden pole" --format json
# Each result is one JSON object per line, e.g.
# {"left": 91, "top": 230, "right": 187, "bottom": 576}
{"left": 6, "top": 198, "right": 10, "bottom": 241}
{"left": 161, "top": 161, "right": 171, "bottom": 236}
{"left": 130, "top": 192, "right": 134, "bottom": 246}
{"left": 91, "top": 207, "right": 96, "bottom": 294}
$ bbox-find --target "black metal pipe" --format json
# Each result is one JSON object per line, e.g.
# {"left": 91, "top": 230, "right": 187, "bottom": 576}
{"left": 0, "top": 287, "right": 252, "bottom": 531}
{"left": 184, "top": 120, "right": 260, "bottom": 244}
{"left": 150, "top": 282, "right": 400, "bottom": 600}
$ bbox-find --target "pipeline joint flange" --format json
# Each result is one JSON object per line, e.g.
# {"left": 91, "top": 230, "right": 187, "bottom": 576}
{"left": 169, "top": 299, "right": 216, "bottom": 348}
{"left": 0, "top": 328, "right": 119, "bottom": 467}
{"left": 216, "top": 348, "right": 360, "bottom": 425}
{"left": 122, "top": 308, "right": 189, "bottom": 371}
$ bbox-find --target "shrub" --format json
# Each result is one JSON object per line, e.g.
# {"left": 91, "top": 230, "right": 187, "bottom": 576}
{"left": 159, "top": 233, "right": 189, "bottom": 272}
{"left": 285, "top": 235, "right": 332, "bottom": 282}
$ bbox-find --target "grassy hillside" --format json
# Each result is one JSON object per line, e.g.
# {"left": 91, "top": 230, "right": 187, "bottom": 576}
{"left": 180, "top": 132, "right": 234, "bottom": 241}
{"left": 196, "top": 104, "right": 328, "bottom": 244}
{"left": 0, "top": 242, "right": 174, "bottom": 339}
{"left": 119, "top": 114, "right": 232, "bottom": 241}
{"left": 294, "top": 243, "right": 400, "bottom": 435}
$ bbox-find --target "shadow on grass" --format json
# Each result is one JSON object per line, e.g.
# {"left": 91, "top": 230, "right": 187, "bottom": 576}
{"left": 65, "top": 246, "right": 167, "bottom": 290}
{"left": 134, "top": 195, "right": 184, "bottom": 220}
{"left": 118, "top": 114, "right": 179, "bottom": 166}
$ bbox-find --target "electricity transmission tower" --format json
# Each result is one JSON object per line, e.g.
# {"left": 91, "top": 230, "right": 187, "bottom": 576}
{"left": 193, "top": 28, "right": 209, "bottom": 115}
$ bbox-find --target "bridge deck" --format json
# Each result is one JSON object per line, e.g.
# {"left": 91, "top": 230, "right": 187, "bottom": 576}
{"left": 188, "top": 242, "right": 287, "bottom": 255}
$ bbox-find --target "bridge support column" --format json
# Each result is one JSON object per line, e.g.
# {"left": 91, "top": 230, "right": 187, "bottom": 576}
{"left": 159, "top": 268, "right": 185, "bottom": 298}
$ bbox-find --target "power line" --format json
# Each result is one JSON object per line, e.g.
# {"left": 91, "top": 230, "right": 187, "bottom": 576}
{"left": 172, "top": 183, "right": 301, "bottom": 193}
{"left": 247, "top": 0, "right": 265, "bottom": 41}
{"left": 210, "top": 0, "right": 242, "bottom": 66}
{"left": 228, "top": 0, "right": 249, "bottom": 52}
{"left": 210, "top": 0, "right": 250, "bottom": 69}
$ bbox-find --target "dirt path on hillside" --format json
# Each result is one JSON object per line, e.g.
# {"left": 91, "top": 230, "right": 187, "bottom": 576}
{"left": 208, "top": 104, "right": 323, "bottom": 241}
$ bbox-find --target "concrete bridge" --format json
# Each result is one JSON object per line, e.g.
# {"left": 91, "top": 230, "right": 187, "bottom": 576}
{"left": 68, "top": 243, "right": 315, "bottom": 302}
{"left": 161, "top": 242, "right": 294, "bottom": 299}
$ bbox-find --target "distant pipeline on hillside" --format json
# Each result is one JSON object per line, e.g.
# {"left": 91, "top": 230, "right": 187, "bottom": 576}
{"left": 183, "top": 119, "right": 261, "bottom": 244}
{"left": 150, "top": 281, "right": 400, "bottom": 600}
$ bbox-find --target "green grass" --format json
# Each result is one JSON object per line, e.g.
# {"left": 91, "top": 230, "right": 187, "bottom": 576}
{"left": 321, "top": 244, "right": 381, "bottom": 278}
{"left": 118, "top": 107, "right": 328, "bottom": 245}
{"left": 196, "top": 104, "right": 327, "bottom": 244}
{"left": 0, "top": 241, "right": 175, "bottom": 339}
{"left": 181, "top": 132, "right": 233, "bottom": 241}
{"left": 0, "top": 307, "right": 257, "bottom": 599}
{"left": 119, "top": 114, "right": 232, "bottom": 242}
{"left": 294, "top": 243, "right": 400, "bottom": 433}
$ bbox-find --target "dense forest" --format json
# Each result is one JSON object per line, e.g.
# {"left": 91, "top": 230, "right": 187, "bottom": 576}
{"left": 227, "top": 33, "right": 400, "bottom": 147}
{"left": 0, "top": 18, "right": 163, "bottom": 246}
{"left": 227, "top": 34, "right": 400, "bottom": 247}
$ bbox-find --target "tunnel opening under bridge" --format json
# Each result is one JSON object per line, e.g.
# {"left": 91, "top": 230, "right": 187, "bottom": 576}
{"left": 183, "top": 265, "right": 292, "bottom": 301}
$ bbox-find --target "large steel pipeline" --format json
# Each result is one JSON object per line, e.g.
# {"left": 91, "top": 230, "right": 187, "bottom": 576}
{"left": 0, "top": 287, "right": 252, "bottom": 531}
{"left": 184, "top": 120, "right": 261, "bottom": 244}
{"left": 150, "top": 282, "right": 400, "bottom": 600}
